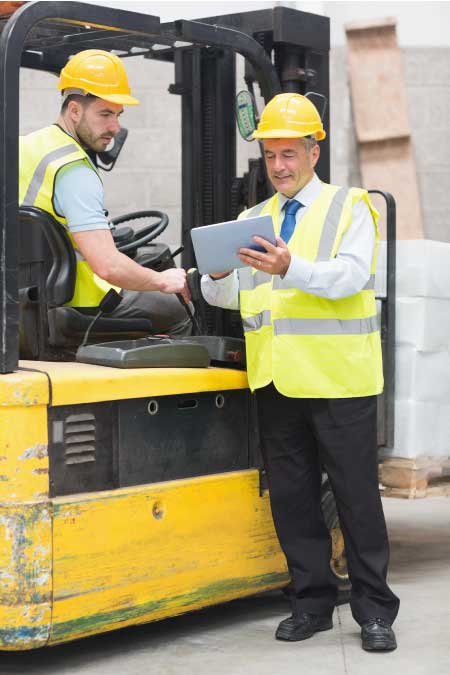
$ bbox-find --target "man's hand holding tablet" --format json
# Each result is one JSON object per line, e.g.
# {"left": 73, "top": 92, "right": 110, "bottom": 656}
{"left": 237, "top": 235, "right": 291, "bottom": 277}
{"left": 191, "top": 215, "right": 277, "bottom": 277}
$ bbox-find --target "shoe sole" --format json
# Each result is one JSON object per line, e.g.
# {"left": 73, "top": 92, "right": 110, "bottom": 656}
{"left": 276, "top": 621, "right": 333, "bottom": 642}
{"left": 363, "top": 641, "right": 397, "bottom": 652}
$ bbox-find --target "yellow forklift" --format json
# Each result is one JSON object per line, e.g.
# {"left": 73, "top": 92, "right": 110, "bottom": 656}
{"left": 0, "top": 0, "right": 395, "bottom": 650}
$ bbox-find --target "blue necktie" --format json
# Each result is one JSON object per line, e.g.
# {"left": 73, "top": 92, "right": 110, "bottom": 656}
{"left": 280, "top": 199, "right": 302, "bottom": 243}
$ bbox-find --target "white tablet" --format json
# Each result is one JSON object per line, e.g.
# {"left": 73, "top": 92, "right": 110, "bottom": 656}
{"left": 191, "top": 215, "right": 276, "bottom": 275}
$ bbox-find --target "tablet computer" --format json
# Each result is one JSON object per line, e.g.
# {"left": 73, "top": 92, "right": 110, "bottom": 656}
{"left": 191, "top": 214, "right": 276, "bottom": 275}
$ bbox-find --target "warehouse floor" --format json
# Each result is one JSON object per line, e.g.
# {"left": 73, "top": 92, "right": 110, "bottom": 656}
{"left": 1, "top": 496, "right": 450, "bottom": 675}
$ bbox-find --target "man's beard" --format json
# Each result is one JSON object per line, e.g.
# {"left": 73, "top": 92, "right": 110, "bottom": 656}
{"left": 75, "top": 118, "right": 113, "bottom": 153}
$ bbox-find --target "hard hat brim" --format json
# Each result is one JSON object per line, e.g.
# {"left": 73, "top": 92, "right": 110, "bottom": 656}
{"left": 100, "top": 93, "right": 140, "bottom": 106}
{"left": 252, "top": 128, "right": 326, "bottom": 141}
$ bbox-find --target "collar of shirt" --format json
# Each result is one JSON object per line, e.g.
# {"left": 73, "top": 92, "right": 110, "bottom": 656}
{"left": 277, "top": 172, "right": 323, "bottom": 220}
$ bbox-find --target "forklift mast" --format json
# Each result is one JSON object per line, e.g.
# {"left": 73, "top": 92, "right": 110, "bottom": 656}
{"left": 171, "top": 9, "right": 330, "bottom": 336}
{"left": 174, "top": 9, "right": 330, "bottom": 266}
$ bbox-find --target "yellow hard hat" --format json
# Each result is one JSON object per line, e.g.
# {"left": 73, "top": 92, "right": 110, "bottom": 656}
{"left": 253, "top": 93, "right": 325, "bottom": 141}
{"left": 58, "top": 49, "right": 139, "bottom": 106}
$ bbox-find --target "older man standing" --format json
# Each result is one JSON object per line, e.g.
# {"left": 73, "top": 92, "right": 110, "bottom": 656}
{"left": 201, "top": 93, "right": 399, "bottom": 651}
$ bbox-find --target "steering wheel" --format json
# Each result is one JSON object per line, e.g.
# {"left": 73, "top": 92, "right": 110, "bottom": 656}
{"left": 110, "top": 210, "right": 169, "bottom": 255}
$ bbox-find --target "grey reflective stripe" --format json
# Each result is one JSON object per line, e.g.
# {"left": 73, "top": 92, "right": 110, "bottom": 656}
{"left": 362, "top": 274, "right": 375, "bottom": 290}
{"left": 315, "top": 187, "right": 349, "bottom": 261}
{"left": 238, "top": 270, "right": 271, "bottom": 291}
{"left": 273, "top": 315, "right": 379, "bottom": 336}
{"left": 245, "top": 197, "right": 271, "bottom": 218}
{"left": 272, "top": 276, "right": 283, "bottom": 290}
{"left": 74, "top": 248, "right": 85, "bottom": 262}
{"left": 22, "top": 144, "right": 79, "bottom": 206}
{"left": 242, "top": 310, "right": 272, "bottom": 332}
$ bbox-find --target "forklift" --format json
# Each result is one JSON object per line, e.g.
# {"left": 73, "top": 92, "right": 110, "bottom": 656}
{"left": 0, "top": 1, "right": 395, "bottom": 650}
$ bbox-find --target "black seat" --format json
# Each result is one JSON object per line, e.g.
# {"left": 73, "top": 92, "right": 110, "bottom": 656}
{"left": 18, "top": 206, "right": 153, "bottom": 360}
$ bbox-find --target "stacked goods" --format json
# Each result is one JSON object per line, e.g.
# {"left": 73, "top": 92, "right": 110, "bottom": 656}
{"left": 377, "top": 241, "right": 450, "bottom": 497}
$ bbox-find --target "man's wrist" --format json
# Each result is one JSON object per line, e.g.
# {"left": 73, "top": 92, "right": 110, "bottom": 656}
{"left": 147, "top": 269, "right": 163, "bottom": 291}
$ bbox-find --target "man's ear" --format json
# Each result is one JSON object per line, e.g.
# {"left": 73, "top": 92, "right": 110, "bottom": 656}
{"left": 67, "top": 99, "right": 82, "bottom": 123}
{"left": 311, "top": 143, "right": 320, "bottom": 168}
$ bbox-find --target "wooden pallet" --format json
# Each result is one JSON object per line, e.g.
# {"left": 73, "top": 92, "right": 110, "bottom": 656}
{"left": 345, "top": 18, "right": 424, "bottom": 240}
{"left": 380, "top": 457, "right": 450, "bottom": 499}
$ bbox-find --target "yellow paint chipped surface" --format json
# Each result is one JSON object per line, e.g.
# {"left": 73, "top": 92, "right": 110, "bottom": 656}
{"left": 0, "top": 503, "right": 52, "bottom": 650}
{"left": 50, "top": 470, "right": 287, "bottom": 643}
{"left": 0, "top": 371, "right": 49, "bottom": 503}
{"left": 0, "top": 369, "right": 48, "bottom": 407}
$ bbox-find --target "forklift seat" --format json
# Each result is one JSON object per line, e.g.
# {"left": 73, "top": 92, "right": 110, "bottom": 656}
{"left": 18, "top": 206, "right": 153, "bottom": 360}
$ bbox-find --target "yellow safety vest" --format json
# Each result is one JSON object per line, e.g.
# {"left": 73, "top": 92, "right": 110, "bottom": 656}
{"left": 238, "top": 184, "right": 383, "bottom": 398}
{"left": 19, "top": 124, "right": 114, "bottom": 308}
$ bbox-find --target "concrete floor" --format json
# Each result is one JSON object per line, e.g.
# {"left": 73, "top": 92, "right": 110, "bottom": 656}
{"left": 1, "top": 496, "right": 450, "bottom": 675}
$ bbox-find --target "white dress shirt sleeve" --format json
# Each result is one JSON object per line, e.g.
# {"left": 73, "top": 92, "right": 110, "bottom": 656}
{"left": 281, "top": 199, "right": 375, "bottom": 300}
{"left": 201, "top": 270, "right": 240, "bottom": 310}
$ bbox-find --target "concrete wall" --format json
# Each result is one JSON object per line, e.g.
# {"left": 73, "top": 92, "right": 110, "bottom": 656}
{"left": 19, "top": 2, "right": 450, "bottom": 245}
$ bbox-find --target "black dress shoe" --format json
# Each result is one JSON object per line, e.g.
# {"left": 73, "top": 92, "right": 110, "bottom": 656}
{"left": 276, "top": 612, "right": 333, "bottom": 641}
{"left": 361, "top": 618, "right": 397, "bottom": 651}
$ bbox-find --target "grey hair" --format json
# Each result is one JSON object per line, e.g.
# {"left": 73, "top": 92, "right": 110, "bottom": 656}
{"left": 302, "top": 136, "right": 319, "bottom": 153}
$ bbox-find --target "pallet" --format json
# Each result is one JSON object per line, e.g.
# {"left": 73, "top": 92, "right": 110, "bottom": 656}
{"left": 345, "top": 18, "right": 424, "bottom": 239}
{"left": 380, "top": 457, "right": 450, "bottom": 499}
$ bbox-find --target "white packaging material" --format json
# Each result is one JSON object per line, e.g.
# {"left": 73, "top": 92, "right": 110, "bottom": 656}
{"left": 395, "top": 345, "right": 450, "bottom": 402}
{"left": 384, "top": 399, "right": 440, "bottom": 459}
{"left": 376, "top": 240, "right": 450, "bottom": 299}
{"left": 375, "top": 239, "right": 450, "bottom": 461}
{"left": 381, "top": 399, "right": 450, "bottom": 459}
{"left": 437, "top": 404, "right": 450, "bottom": 458}
{"left": 396, "top": 297, "right": 450, "bottom": 352}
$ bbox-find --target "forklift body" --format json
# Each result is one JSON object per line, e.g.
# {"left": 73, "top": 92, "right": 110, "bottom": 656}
{"left": 0, "top": 1, "right": 394, "bottom": 650}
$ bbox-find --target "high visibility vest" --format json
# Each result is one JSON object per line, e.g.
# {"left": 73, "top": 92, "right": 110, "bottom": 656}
{"left": 237, "top": 184, "right": 383, "bottom": 398}
{"left": 19, "top": 124, "right": 114, "bottom": 308}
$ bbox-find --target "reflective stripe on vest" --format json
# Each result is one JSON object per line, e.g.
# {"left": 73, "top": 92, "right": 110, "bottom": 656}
{"left": 21, "top": 144, "right": 77, "bottom": 206}
{"left": 363, "top": 274, "right": 375, "bottom": 290}
{"left": 315, "top": 186, "right": 348, "bottom": 261}
{"left": 274, "top": 315, "right": 379, "bottom": 335}
{"left": 242, "top": 311, "right": 378, "bottom": 335}
{"left": 242, "top": 310, "right": 272, "bottom": 332}
{"left": 238, "top": 270, "right": 271, "bottom": 291}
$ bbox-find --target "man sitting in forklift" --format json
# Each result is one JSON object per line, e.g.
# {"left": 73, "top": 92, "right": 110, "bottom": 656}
{"left": 19, "top": 48, "right": 191, "bottom": 336}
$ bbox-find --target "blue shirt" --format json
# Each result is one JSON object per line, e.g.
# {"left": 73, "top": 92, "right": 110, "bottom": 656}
{"left": 53, "top": 160, "right": 110, "bottom": 232}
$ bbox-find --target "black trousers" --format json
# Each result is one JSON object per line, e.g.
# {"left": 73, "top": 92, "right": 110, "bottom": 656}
{"left": 256, "top": 383, "right": 400, "bottom": 625}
